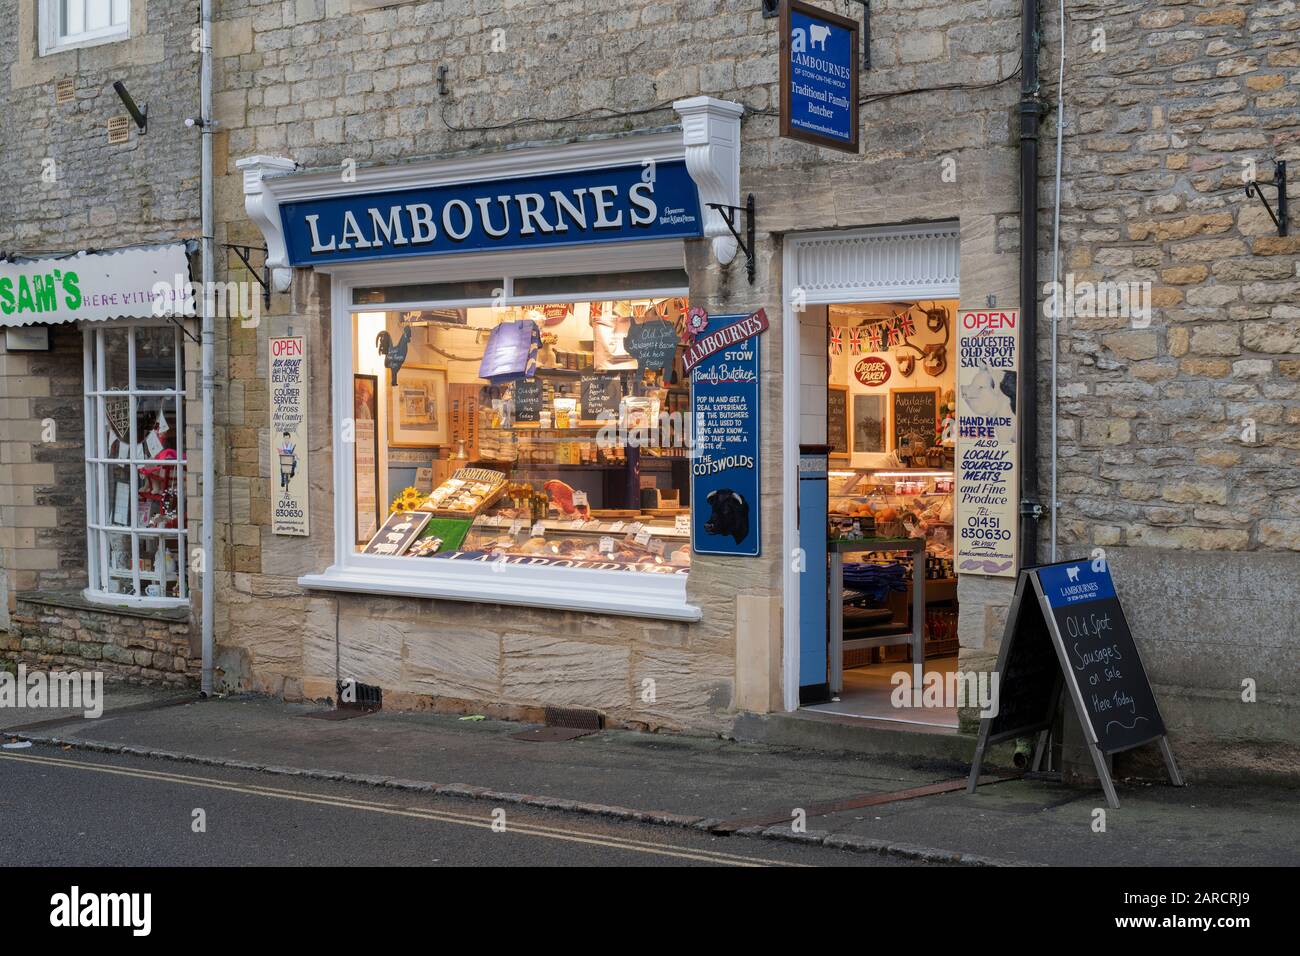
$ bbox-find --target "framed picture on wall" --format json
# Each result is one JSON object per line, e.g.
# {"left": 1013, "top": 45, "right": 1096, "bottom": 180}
{"left": 353, "top": 373, "right": 381, "bottom": 546}
{"left": 389, "top": 365, "right": 449, "bottom": 448}
{"left": 851, "top": 392, "right": 886, "bottom": 455}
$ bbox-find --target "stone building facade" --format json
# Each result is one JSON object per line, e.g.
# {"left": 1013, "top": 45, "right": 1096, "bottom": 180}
{"left": 1, "top": 0, "right": 1296, "bottom": 777}
{"left": 0, "top": 0, "right": 201, "bottom": 680}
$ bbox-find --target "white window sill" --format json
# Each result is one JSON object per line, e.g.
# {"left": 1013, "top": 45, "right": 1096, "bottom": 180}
{"left": 299, "top": 559, "right": 702, "bottom": 622}
{"left": 41, "top": 28, "right": 131, "bottom": 56}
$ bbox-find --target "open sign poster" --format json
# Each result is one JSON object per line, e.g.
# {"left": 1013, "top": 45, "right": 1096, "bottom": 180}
{"left": 955, "top": 308, "right": 1019, "bottom": 577}
{"left": 690, "top": 313, "right": 761, "bottom": 557}
{"left": 270, "top": 336, "right": 310, "bottom": 536}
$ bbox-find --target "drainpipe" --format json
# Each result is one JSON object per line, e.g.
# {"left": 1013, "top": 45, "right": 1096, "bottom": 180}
{"left": 1018, "top": 0, "right": 1045, "bottom": 567}
{"left": 200, "top": 0, "right": 215, "bottom": 695}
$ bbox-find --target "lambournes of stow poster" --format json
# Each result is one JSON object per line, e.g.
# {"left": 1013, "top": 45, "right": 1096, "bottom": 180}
{"left": 955, "top": 309, "right": 1019, "bottom": 577}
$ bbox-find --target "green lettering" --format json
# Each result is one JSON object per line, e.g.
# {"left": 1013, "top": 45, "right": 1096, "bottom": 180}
{"left": 15, "top": 275, "right": 35, "bottom": 314}
{"left": 61, "top": 271, "right": 81, "bottom": 310}
{"left": 0, "top": 277, "right": 13, "bottom": 315}
{"left": 33, "top": 274, "right": 57, "bottom": 312}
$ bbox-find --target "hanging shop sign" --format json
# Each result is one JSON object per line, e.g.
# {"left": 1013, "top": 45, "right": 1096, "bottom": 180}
{"left": 955, "top": 308, "right": 1019, "bottom": 577}
{"left": 0, "top": 243, "right": 192, "bottom": 327}
{"left": 967, "top": 560, "right": 1182, "bottom": 810}
{"left": 691, "top": 312, "right": 762, "bottom": 557}
{"left": 779, "top": 0, "right": 860, "bottom": 154}
{"left": 270, "top": 336, "right": 310, "bottom": 536}
{"left": 279, "top": 161, "right": 704, "bottom": 267}
{"left": 681, "top": 307, "right": 769, "bottom": 371}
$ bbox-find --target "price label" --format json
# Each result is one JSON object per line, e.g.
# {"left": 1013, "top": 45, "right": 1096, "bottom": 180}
{"left": 674, "top": 514, "right": 690, "bottom": 534}
{"left": 573, "top": 490, "right": 589, "bottom": 508}
{"left": 570, "top": 518, "right": 585, "bottom": 530}
{"left": 598, "top": 536, "right": 615, "bottom": 554}
{"left": 608, "top": 521, "right": 625, "bottom": 533}
{"left": 509, "top": 519, "right": 524, "bottom": 536}
{"left": 634, "top": 528, "right": 653, "bottom": 546}
{"left": 627, "top": 522, "right": 643, "bottom": 535}
{"left": 531, "top": 522, "right": 546, "bottom": 537}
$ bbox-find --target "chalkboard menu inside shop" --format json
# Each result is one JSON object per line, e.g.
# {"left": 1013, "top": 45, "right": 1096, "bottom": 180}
{"left": 827, "top": 386, "right": 848, "bottom": 459}
{"left": 891, "top": 387, "right": 938, "bottom": 454}
{"left": 513, "top": 378, "right": 543, "bottom": 423}
{"left": 580, "top": 373, "right": 623, "bottom": 422}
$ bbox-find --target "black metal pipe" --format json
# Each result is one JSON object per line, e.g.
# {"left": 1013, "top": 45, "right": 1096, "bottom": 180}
{"left": 1018, "top": 0, "right": 1044, "bottom": 566}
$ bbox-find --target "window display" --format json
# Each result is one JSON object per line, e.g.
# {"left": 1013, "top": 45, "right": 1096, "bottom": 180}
{"left": 352, "top": 292, "right": 693, "bottom": 576}
{"left": 83, "top": 323, "right": 187, "bottom": 603}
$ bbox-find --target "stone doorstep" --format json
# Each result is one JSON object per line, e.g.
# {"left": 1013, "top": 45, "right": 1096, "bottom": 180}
{"left": 9, "top": 733, "right": 1022, "bottom": 867}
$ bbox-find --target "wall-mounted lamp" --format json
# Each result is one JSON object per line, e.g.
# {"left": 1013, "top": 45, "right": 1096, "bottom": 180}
{"left": 112, "top": 80, "right": 147, "bottom": 133}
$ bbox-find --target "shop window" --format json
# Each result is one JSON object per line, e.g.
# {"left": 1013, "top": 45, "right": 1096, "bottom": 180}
{"left": 83, "top": 323, "right": 187, "bottom": 605}
{"left": 349, "top": 291, "right": 692, "bottom": 578}
{"left": 40, "top": 0, "right": 130, "bottom": 53}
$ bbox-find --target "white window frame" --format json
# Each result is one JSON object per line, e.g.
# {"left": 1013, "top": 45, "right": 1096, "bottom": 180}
{"left": 82, "top": 320, "right": 189, "bottom": 608}
{"left": 299, "top": 240, "right": 701, "bottom": 622}
{"left": 40, "top": 0, "right": 131, "bottom": 56}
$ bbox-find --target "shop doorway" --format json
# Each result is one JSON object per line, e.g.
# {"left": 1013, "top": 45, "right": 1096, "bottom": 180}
{"left": 781, "top": 224, "right": 962, "bottom": 730}
{"left": 811, "top": 299, "right": 959, "bottom": 730}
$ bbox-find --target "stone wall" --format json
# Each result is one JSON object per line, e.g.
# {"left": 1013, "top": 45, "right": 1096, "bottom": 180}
{"left": 2, "top": 591, "right": 197, "bottom": 686}
{"left": 1034, "top": 0, "right": 1300, "bottom": 769}
{"left": 0, "top": 0, "right": 203, "bottom": 629}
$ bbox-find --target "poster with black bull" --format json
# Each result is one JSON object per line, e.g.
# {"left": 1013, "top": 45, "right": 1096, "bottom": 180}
{"left": 689, "top": 312, "right": 763, "bottom": 557}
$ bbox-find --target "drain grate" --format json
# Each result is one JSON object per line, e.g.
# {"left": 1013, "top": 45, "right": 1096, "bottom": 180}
{"left": 543, "top": 706, "right": 603, "bottom": 731}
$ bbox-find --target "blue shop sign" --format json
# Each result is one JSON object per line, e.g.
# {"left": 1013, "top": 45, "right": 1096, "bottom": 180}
{"left": 781, "top": 1, "right": 859, "bottom": 153}
{"left": 691, "top": 313, "right": 761, "bottom": 558}
{"left": 1037, "top": 561, "right": 1118, "bottom": 609}
{"left": 279, "top": 161, "right": 703, "bottom": 266}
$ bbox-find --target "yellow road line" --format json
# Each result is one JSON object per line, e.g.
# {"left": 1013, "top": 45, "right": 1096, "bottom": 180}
{"left": 0, "top": 751, "right": 807, "bottom": 867}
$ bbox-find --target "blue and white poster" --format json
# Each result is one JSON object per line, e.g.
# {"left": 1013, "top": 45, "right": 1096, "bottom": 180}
{"left": 782, "top": 1, "right": 859, "bottom": 152}
{"left": 691, "top": 313, "right": 762, "bottom": 557}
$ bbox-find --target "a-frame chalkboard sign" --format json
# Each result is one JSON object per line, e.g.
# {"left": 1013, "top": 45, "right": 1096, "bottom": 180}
{"left": 966, "top": 559, "right": 1183, "bottom": 809}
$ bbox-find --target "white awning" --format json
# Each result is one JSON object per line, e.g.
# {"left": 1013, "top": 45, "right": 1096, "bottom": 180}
{"left": 0, "top": 243, "right": 193, "bottom": 327}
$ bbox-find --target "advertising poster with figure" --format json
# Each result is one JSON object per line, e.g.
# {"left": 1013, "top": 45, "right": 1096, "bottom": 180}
{"left": 955, "top": 309, "right": 1018, "bottom": 576}
{"left": 690, "top": 312, "right": 763, "bottom": 557}
{"left": 270, "top": 336, "right": 310, "bottom": 536}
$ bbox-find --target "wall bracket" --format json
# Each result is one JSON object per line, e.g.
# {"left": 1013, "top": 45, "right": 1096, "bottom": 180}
{"left": 223, "top": 243, "right": 273, "bottom": 309}
{"left": 1245, "top": 159, "right": 1288, "bottom": 237}
{"left": 705, "top": 194, "right": 756, "bottom": 284}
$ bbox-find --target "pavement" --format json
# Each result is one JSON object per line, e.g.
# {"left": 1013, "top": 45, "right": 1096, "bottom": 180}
{"left": 4, "top": 684, "right": 1298, "bottom": 866}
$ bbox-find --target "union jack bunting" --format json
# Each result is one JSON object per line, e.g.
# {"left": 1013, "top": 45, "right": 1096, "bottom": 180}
{"left": 901, "top": 314, "right": 917, "bottom": 336}
{"left": 830, "top": 326, "right": 844, "bottom": 354}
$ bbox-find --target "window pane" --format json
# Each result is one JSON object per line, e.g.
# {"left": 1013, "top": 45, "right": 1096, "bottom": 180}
{"left": 86, "top": 0, "right": 110, "bottom": 31}
{"left": 139, "top": 534, "right": 183, "bottom": 599}
{"left": 353, "top": 295, "right": 691, "bottom": 574}
{"left": 112, "top": 0, "right": 127, "bottom": 26}
{"left": 352, "top": 279, "right": 502, "bottom": 305}
{"left": 65, "top": 0, "right": 85, "bottom": 37}
{"left": 513, "top": 269, "right": 689, "bottom": 299}
{"left": 103, "top": 531, "right": 139, "bottom": 596}
{"left": 102, "top": 327, "right": 130, "bottom": 391}
{"left": 105, "top": 462, "right": 132, "bottom": 527}
{"left": 134, "top": 325, "right": 178, "bottom": 391}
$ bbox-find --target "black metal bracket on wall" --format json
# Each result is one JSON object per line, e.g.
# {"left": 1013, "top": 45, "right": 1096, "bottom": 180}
{"left": 1245, "top": 159, "right": 1289, "bottom": 237}
{"left": 706, "top": 194, "right": 757, "bottom": 284}
{"left": 223, "top": 243, "right": 274, "bottom": 309}
{"left": 763, "top": 0, "right": 872, "bottom": 68}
